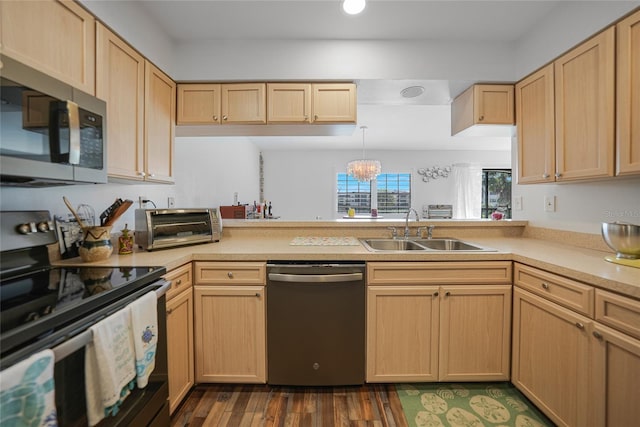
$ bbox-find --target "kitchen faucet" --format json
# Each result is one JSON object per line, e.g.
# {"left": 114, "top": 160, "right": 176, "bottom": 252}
{"left": 404, "top": 208, "right": 420, "bottom": 238}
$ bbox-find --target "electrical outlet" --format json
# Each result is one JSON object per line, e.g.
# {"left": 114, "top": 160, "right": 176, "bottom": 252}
{"left": 513, "top": 196, "right": 523, "bottom": 211}
{"left": 139, "top": 196, "right": 146, "bottom": 209}
{"left": 544, "top": 195, "right": 556, "bottom": 212}
{"left": 168, "top": 197, "right": 175, "bottom": 208}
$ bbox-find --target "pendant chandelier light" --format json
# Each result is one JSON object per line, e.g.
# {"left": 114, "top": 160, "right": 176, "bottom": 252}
{"left": 347, "top": 126, "right": 381, "bottom": 182}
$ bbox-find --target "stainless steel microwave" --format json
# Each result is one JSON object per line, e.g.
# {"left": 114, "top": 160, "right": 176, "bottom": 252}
{"left": 0, "top": 55, "right": 107, "bottom": 186}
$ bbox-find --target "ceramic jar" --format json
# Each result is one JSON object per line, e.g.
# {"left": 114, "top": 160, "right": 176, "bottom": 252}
{"left": 79, "top": 226, "right": 113, "bottom": 262}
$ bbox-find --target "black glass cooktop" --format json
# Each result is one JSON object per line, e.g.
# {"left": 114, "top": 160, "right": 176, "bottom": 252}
{"left": 0, "top": 266, "right": 165, "bottom": 356}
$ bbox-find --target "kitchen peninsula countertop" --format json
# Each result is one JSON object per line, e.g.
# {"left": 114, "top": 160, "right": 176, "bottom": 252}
{"left": 53, "top": 219, "right": 640, "bottom": 300}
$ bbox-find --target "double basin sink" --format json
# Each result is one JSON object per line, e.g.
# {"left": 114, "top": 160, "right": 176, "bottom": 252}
{"left": 360, "top": 238, "right": 495, "bottom": 252}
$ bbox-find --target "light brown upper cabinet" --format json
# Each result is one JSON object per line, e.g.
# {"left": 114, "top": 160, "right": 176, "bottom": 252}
{"left": 451, "top": 84, "right": 514, "bottom": 135}
{"left": 97, "top": 24, "right": 175, "bottom": 183}
{"left": 312, "top": 83, "right": 357, "bottom": 123}
{"left": 221, "top": 83, "right": 266, "bottom": 124}
{"left": 177, "top": 84, "right": 221, "bottom": 125}
{"left": 177, "top": 83, "right": 266, "bottom": 124}
{"left": 516, "top": 64, "right": 556, "bottom": 184}
{"left": 96, "top": 23, "right": 145, "bottom": 181}
{"left": 554, "top": 27, "right": 615, "bottom": 181}
{"left": 616, "top": 9, "right": 640, "bottom": 176}
{"left": 267, "top": 83, "right": 312, "bottom": 123}
{"left": 0, "top": 0, "right": 95, "bottom": 94}
{"left": 144, "top": 62, "right": 176, "bottom": 183}
{"left": 178, "top": 82, "right": 356, "bottom": 125}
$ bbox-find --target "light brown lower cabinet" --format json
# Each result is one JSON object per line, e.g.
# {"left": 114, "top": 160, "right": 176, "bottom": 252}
{"left": 166, "top": 287, "right": 194, "bottom": 414}
{"left": 164, "top": 263, "right": 194, "bottom": 414}
{"left": 512, "top": 287, "right": 591, "bottom": 427}
{"left": 193, "top": 261, "right": 267, "bottom": 384}
{"left": 366, "top": 262, "right": 512, "bottom": 383}
{"left": 591, "top": 322, "right": 640, "bottom": 427}
{"left": 513, "top": 265, "right": 640, "bottom": 427}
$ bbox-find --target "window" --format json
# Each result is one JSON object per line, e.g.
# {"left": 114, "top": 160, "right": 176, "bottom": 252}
{"left": 337, "top": 173, "right": 411, "bottom": 215}
{"left": 481, "top": 169, "right": 512, "bottom": 219}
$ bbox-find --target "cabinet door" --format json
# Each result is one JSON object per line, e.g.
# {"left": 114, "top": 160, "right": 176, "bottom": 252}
{"left": 0, "top": 0, "right": 95, "bottom": 94}
{"left": 267, "top": 83, "right": 312, "bottom": 123}
{"left": 512, "top": 288, "right": 591, "bottom": 427}
{"left": 144, "top": 61, "right": 176, "bottom": 183}
{"left": 166, "top": 288, "right": 194, "bottom": 414}
{"left": 312, "top": 83, "right": 357, "bottom": 123}
{"left": 194, "top": 286, "right": 266, "bottom": 383}
{"left": 221, "top": 83, "right": 266, "bottom": 124}
{"left": 475, "top": 84, "right": 514, "bottom": 125}
{"left": 96, "top": 23, "right": 145, "bottom": 181}
{"left": 516, "top": 64, "right": 555, "bottom": 184}
{"left": 366, "top": 286, "right": 439, "bottom": 382}
{"left": 616, "top": 9, "right": 640, "bottom": 176}
{"left": 439, "top": 285, "right": 511, "bottom": 381}
{"left": 554, "top": 27, "right": 615, "bottom": 181}
{"left": 591, "top": 323, "right": 640, "bottom": 427}
{"left": 176, "top": 84, "right": 221, "bottom": 125}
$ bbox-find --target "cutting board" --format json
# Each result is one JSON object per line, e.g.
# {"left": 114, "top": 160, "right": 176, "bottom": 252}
{"left": 605, "top": 255, "right": 640, "bottom": 269}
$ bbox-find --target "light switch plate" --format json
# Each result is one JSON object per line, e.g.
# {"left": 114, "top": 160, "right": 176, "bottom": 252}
{"left": 544, "top": 195, "right": 556, "bottom": 212}
{"left": 513, "top": 196, "right": 523, "bottom": 211}
{"left": 168, "top": 197, "right": 175, "bottom": 208}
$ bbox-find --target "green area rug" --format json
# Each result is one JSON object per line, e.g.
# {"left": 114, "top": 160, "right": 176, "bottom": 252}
{"left": 396, "top": 382, "right": 555, "bottom": 427}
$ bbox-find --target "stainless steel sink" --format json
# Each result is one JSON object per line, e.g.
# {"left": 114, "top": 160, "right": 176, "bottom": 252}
{"left": 360, "top": 239, "right": 427, "bottom": 251}
{"left": 412, "top": 239, "right": 487, "bottom": 251}
{"left": 359, "top": 238, "right": 495, "bottom": 252}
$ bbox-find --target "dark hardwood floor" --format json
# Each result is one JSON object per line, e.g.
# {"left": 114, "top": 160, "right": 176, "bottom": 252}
{"left": 170, "top": 384, "right": 409, "bottom": 427}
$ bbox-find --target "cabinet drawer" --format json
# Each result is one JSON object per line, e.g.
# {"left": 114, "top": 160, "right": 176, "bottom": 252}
{"left": 367, "top": 261, "right": 512, "bottom": 285}
{"left": 164, "top": 263, "right": 193, "bottom": 301}
{"left": 514, "top": 263, "right": 594, "bottom": 317}
{"left": 595, "top": 289, "right": 640, "bottom": 340}
{"left": 194, "top": 262, "right": 266, "bottom": 285}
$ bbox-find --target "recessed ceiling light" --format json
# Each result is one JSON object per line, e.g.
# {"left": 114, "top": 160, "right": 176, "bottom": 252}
{"left": 400, "top": 86, "right": 425, "bottom": 98}
{"left": 343, "top": 0, "right": 366, "bottom": 15}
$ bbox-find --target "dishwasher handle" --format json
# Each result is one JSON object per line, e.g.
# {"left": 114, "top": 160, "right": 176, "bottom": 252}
{"left": 268, "top": 272, "right": 363, "bottom": 283}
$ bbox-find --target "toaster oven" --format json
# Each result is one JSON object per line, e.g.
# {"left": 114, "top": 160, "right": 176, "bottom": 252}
{"left": 135, "top": 208, "right": 221, "bottom": 251}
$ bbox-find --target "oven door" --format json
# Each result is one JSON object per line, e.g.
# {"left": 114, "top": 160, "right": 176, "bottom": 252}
{"left": 1, "top": 280, "right": 170, "bottom": 426}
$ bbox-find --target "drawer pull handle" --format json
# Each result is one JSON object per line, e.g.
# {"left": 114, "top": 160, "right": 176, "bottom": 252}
{"left": 575, "top": 322, "right": 585, "bottom": 330}
{"left": 555, "top": 173, "right": 562, "bottom": 178}
{"left": 223, "top": 115, "right": 228, "bottom": 121}
{"left": 542, "top": 173, "right": 550, "bottom": 179}
{"left": 255, "top": 292, "right": 261, "bottom": 297}
{"left": 176, "top": 279, "right": 182, "bottom": 285}
{"left": 433, "top": 291, "right": 439, "bottom": 297}
{"left": 228, "top": 272, "right": 234, "bottom": 278}
{"left": 478, "top": 115, "right": 484, "bottom": 121}
{"left": 541, "top": 282, "right": 550, "bottom": 290}
{"left": 167, "top": 308, "right": 173, "bottom": 315}
{"left": 213, "top": 115, "right": 218, "bottom": 121}
{"left": 593, "top": 331, "right": 603, "bottom": 340}
{"left": 445, "top": 291, "right": 451, "bottom": 297}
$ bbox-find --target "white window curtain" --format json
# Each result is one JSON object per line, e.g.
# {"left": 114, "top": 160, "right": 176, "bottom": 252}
{"left": 452, "top": 163, "right": 482, "bottom": 219}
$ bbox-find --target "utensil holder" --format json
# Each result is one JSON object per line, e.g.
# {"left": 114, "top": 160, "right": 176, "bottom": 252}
{"left": 79, "top": 226, "right": 113, "bottom": 262}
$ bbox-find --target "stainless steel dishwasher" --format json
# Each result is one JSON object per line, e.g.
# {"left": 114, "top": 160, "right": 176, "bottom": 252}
{"left": 266, "top": 261, "right": 365, "bottom": 386}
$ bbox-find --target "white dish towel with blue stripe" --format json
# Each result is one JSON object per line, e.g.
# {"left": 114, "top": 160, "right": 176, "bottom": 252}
{"left": 129, "top": 291, "right": 158, "bottom": 388}
{"left": 0, "top": 349, "right": 57, "bottom": 426}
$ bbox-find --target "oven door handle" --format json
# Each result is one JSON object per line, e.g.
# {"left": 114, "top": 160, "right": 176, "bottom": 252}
{"left": 52, "top": 279, "right": 171, "bottom": 362}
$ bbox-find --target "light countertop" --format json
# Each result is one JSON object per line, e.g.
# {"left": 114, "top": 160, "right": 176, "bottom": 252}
{"left": 54, "top": 233, "right": 640, "bottom": 300}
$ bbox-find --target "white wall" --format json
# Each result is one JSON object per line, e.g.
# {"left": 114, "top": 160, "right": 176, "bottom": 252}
{"left": 80, "top": 0, "right": 176, "bottom": 74}
{"left": 514, "top": 1, "right": 639, "bottom": 80}
{"left": 0, "top": 182, "right": 177, "bottom": 233}
{"left": 263, "top": 149, "right": 510, "bottom": 220}
{"left": 173, "top": 138, "right": 261, "bottom": 209}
